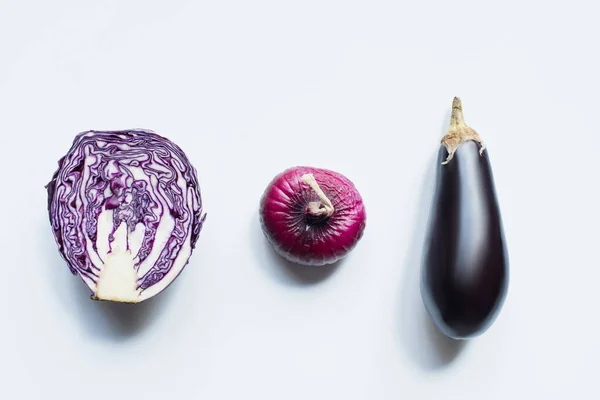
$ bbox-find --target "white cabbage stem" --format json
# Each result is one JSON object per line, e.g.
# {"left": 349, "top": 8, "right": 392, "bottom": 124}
{"left": 94, "top": 216, "right": 141, "bottom": 303}
{"left": 301, "top": 173, "right": 335, "bottom": 218}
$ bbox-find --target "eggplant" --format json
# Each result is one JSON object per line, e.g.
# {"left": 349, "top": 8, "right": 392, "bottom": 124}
{"left": 421, "top": 97, "right": 509, "bottom": 340}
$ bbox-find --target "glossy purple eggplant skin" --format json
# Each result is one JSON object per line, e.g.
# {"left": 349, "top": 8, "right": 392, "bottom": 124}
{"left": 421, "top": 141, "right": 509, "bottom": 340}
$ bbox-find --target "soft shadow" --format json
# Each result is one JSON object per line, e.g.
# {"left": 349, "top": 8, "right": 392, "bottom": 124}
{"left": 250, "top": 214, "right": 342, "bottom": 286}
{"left": 41, "top": 222, "right": 174, "bottom": 341}
{"left": 397, "top": 114, "right": 466, "bottom": 370}
{"left": 83, "top": 284, "right": 173, "bottom": 339}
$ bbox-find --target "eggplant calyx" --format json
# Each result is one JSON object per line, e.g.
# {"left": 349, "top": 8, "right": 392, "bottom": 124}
{"left": 441, "top": 97, "right": 486, "bottom": 165}
{"left": 301, "top": 173, "right": 335, "bottom": 218}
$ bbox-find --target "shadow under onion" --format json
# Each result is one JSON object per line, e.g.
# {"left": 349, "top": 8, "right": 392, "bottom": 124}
{"left": 251, "top": 214, "right": 342, "bottom": 286}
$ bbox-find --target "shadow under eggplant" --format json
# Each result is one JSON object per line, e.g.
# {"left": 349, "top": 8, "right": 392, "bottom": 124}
{"left": 397, "top": 113, "right": 467, "bottom": 370}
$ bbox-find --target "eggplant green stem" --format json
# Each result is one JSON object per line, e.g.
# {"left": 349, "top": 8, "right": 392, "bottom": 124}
{"left": 441, "top": 97, "right": 486, "bottom": 165}
{"left": 301, "top": 173, "right": 335, "bottom": 218}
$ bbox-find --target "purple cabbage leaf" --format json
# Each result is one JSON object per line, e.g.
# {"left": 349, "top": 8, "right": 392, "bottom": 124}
{"left": 46, "top": 129, "right": 206, "bottom": 303}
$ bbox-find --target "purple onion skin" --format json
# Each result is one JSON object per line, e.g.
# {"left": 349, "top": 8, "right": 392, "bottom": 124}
{"left": 259, "top": 166, "right": 366, "bottom": 266}
{"left": 421, "top": 98, "right": 509, "bottom": 339}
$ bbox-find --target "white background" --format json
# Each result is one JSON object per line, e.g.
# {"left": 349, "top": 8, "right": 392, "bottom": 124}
{"left": 1, "top": 1, "right": 598, "bottom": 399}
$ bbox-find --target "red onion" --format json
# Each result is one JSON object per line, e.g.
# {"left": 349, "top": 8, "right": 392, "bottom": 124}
{"left": 259, "top": 166, "right": 366, "bottom": 266}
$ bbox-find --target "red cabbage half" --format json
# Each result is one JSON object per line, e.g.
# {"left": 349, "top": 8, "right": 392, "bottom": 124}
{"left": 46, "top": 129, "right": 206, "bottom": 303}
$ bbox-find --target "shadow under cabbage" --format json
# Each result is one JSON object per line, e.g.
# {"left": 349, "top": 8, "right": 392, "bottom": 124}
{"left": 70, "top": 273, "right": 175, "bottom": 339}
{"left": 43, "top": 230, "right": 174, "bottom": 340}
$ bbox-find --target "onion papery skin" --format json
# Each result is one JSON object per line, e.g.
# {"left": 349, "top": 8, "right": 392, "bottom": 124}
{"left": 46, "top": 129, "right": 206, "bottom": 303}
{"left": 259, "top": 166, "right": 366, "bottom": 266}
